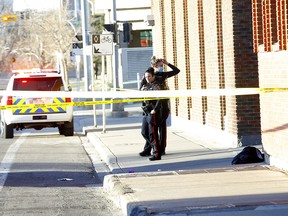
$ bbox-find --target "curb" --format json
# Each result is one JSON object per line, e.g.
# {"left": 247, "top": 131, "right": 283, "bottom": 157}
{"left": 101, "top": 166, "right": 278, "bottom": 216}
{"left": 103, "top": 174, "right": 150, "bottom": 216}
{"left": 86, "top": 128, "right": 152, "bottom": 215}
{"left": 86, "top": 131, "right": 122, "bottom": 173}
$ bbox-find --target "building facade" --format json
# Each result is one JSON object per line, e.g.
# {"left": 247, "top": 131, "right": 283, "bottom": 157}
{"left": 151, "top": 0, "right": 288, "bottom": 170}
{"left": 251, "top": 0, "right": 288, "bottom": 170}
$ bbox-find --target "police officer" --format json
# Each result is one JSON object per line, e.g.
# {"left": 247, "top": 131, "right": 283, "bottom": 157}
{"left": 140, "top": 67, "right": 164, "bottom": 161}
{"left": 139, "top": 58, "right": 180, "bottom": 156}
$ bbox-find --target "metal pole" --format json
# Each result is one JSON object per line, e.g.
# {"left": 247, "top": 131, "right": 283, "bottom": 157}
{"left": 91, "top": 39, "right": 97, "bottom": 128}
{"left": 76, "top": 55, "right": 81, "bottom": 91}
{"left": 80, "top": 0, "right": 89, "bottom": 91}
{"left": 102, "top": 55, "right": 106, "bottom": 133}
{"left": 110, "top": 0, "right": 125, "bottom": 114}
{"left": 112, "top": 0, "right": 118, "bottom": 91}
{"left": 74, "top": 0, "right": 78, "bottom": 18}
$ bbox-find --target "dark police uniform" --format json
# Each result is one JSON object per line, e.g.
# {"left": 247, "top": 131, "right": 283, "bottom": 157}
{"left": 140, "top": 63, "right": 180, "bottom": 156}
{"left": 140, "top": 82, "right": 164, "bottom": 160}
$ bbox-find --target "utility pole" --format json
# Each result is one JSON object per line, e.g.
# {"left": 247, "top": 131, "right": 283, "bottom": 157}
{"left": 110, "top": 0, "right": 127, "bottom": 117}
{"left": 112, "top": 0, "right": 119, "bottom": 91}
{"left": 74, "top": 0, "right": 78, "bottom": 18}
{"left": 80, "top": 0, "right": 90, "bottom": 91}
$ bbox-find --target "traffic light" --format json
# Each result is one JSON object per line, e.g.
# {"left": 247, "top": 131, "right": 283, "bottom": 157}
{"left": 123, "top": 22, "right": 132, "bottom": 43}
{"left": 20, "top": 12, "right": 30, "bottom": 19}
{"left": 73, "top": 34, "right": 83, "bottom": 49}
{"left": 103, "top": 23, "right": 118, "bottom": 43}
{"left": 20, "top": 12, "right": 24, "bottom": 19}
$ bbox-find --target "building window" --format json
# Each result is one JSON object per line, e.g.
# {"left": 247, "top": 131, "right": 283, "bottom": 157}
{"left": 140, "top": 30, "right": 152, "bottom": 47}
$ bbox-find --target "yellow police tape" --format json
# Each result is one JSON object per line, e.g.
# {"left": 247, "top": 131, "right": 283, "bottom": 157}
{"left": 0, "top": 87, "right": 288, "bottom": 111}
{"left": 0, "top": 98, "right": 161, "bottom": 111}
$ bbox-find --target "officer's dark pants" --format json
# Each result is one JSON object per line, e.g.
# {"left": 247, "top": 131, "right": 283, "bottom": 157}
{"left": 159, "top": 120, "right": 167, "bottom": 154}
{"left": 142, "top": 117, "right": 167, "bottom": 155}
{"left": 141, "top": 116, "right": 151, "bottom": 154}
{"left": 141, "top": 115, "right": 161, "bottom": 158}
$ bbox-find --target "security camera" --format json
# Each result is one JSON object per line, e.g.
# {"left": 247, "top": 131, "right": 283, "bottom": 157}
{"left": 145, "top": 15, "right": 154, "bottom": 26}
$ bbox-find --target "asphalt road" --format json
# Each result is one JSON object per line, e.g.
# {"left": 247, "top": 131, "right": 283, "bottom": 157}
{"left": 0, "top": 107, "right": 140, "bottom": 216}
{"left": 0, "top": 129, "right": 123, "bottom": 215}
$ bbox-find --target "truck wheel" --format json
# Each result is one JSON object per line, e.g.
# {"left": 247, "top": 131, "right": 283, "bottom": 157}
{"left": 63, "top": 119, "right": 74, "bottom": 136}
{"left": 1, "top": 121, "right": 14, "bottom": 139}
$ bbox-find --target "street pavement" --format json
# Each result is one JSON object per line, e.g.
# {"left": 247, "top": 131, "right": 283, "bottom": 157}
{"left": 84, "top": 104, "right": 288, "bottom": 216}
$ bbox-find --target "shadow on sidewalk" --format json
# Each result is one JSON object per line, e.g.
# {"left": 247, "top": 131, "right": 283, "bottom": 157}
{"left": 109, "top": 153, "right": 265, "bottom": 174}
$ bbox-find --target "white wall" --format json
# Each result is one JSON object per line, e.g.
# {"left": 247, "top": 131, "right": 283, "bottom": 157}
{"left": 94, "top": 0, "right": 151, "bottom": 10}
{"left": 94, "top": 0, "right": 152, "bottom": 30}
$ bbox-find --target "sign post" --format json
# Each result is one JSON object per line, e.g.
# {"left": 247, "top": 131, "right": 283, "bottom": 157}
{"left": 91, "top": 34, "right": 113, "bottom": 132}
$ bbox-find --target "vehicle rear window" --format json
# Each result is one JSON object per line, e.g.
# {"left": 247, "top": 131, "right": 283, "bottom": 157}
{"left": 13, "top": 77, "right": 64, "bottom": 91}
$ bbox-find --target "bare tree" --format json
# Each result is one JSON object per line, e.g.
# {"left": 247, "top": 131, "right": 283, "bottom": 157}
{"left": 0, "top": 2, "right": 75, "bottom": 83}
{"left": 0, "top": 4, "right": 22, "bottom": 71}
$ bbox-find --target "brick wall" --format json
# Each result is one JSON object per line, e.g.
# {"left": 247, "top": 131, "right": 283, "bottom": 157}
{"left": 151, "top": 0, "right": 288, "bottom": 170}
{"left": 232, "top": 1, "right": 262, "bottom": 145}
{"left": 151, "top": 0, "right": 261, "bottom": 147}
{"left": 258, "top": 51, "right": 288, "bottom": 169}
{"left": 250, "top": 0, "right": 288, "bottom": 169}
{"left": 222, "top": 0, "right": 237, "bottom": 136}
{"left": 175, "top": 0, "right": 191, "bottom": 120}
{"left": 188, "top": 0, "right": 205, "bottom": 123}
{"left": 203, "top": 0, "right": 223, "bottom": 130}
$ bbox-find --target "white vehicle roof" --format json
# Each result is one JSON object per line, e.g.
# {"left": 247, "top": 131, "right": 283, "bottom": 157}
{"left": 12, "top": 68, "right": 60, "bottom": 76}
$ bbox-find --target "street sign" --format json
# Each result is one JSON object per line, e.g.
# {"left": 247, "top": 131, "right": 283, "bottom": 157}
{"left": 2, "top": 14, "right": 17, "bottom": 22}
{"left": 72, "top": 42, "right": 83, "bottom": 49}
{"left": 70, "top": 48, "right": 83, "bottom": 62}
{"left": 92, "top": 34, "right": 113, "bottom": 56}
{"left": 71, "top": 48, "right": 83, "bottom": 56}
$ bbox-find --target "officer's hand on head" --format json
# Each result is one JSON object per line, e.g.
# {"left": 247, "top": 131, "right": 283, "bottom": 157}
{"left": 150, "top": 110, "right": 156, "bottom": 114}
{"left": 162, "top": 59, "right": 168, "bottom": 65}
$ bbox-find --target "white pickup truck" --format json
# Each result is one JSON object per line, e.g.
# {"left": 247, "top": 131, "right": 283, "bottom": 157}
{"left": 0, "top": 68, "right": 74, "bottom": 138}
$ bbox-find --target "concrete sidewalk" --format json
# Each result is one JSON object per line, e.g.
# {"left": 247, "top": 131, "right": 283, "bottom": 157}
{"left": 85, "top": 107, "right": 288, "bottom": 215}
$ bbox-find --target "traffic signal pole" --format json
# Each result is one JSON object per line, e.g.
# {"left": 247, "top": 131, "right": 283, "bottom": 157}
{"left": 110, "top": 0, "right": 127, "bottom": 116}
{"left": 112, "top": 0, "right": 119, "bottom": 91}
{"left": 80, "top": 0, "right": 90, "bottom": 91}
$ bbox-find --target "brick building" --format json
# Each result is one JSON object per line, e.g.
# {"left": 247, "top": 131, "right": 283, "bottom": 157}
{"left": 252, "top": 0, "right": 288, "bottom": 170}
{"left": 151, "top": 0, "right": 288, "bottom": 170}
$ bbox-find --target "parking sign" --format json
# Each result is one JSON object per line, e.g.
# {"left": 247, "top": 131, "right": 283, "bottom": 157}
{"left": 92, "top": 34, "right": 113, "bottom": 56}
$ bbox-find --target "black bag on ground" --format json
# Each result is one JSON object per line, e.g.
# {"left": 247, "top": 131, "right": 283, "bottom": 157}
{"left": 231, "top": 146, "right": 264, "bottom": 165}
